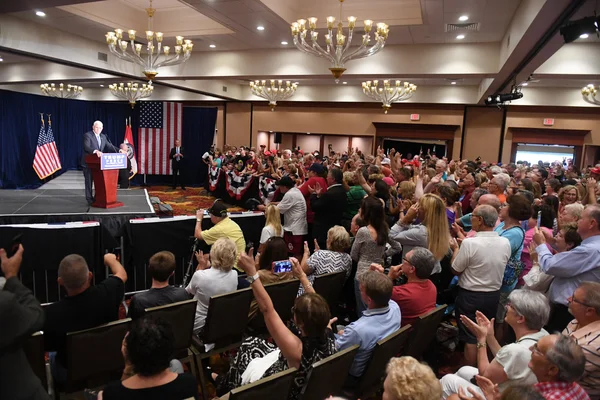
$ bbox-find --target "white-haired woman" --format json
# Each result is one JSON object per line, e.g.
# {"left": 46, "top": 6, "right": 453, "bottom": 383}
{"left": 441, "top": 289, "right": 550, "bottom": 399}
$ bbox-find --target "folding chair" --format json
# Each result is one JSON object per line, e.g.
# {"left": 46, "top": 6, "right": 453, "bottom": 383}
{"left": 23, "top": 331, "right": 48, "bottom": 391}
{"left": 312, "top": 271, "right": 346, "bottom": 310}
{"left": 301, "top": 344, "right": 359, "bottom": 399}
{"left": 248, "top": 279, "right": 300, "bottom": 333}
{"left": 228, "top": 368, "right": 297, "bottom": 400}
{"left": 405, "top": 305, "right": 448, "bottom": 360}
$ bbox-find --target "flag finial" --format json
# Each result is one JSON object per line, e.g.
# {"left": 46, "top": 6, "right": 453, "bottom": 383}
{"left": 47, "top": 114, "right": 52, "bottom": 125}
{"left": 39, "top": 112, "right": 45, "bottom": 125}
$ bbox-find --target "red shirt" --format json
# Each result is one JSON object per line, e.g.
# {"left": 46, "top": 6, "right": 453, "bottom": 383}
{"left": 391, "top": 280, "right": 437, "bottom": 327}
{"left": 382, "top": 166, "right": 392, "bottom": 177}
{"left": 299, "top": 176, "right": 328, "bottom": 223}
{"left": 534, "top": 381, "right": 590, "bottom": 400}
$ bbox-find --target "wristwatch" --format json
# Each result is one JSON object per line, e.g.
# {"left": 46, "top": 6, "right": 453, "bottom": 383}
{"left": 246, "top": 273, "right": 260, "bottom": 284}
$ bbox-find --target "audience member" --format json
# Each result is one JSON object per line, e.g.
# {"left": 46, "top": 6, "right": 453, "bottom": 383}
{"left": 532, "top": 204, "right": 600, "bottom": 332}
{"left": 563, "top": 281, "right": 600, "bottom": 399}
{"left": 440, "top": 290, "right": 550, "bottom": 398}
{"left": 342, "top": 171, "right": 367, "bottom": 231}
{"left": 335, "top": 270, "right": 400, "bottom": 386}
{"left": 489, "top": 174, "right": 510, "bottom": 204}
{"left": 195, "top": 200, "right": 246, "bottom": 271}
{"left": 383, "top": 356, "right": 442, "bottom": 400}
{"left": 299, "top": 163, "right": 328, "bottom": 244}
{"left": 450, "top": 205, "right": 511, "bottom": 365}
{"left": 185, "top": 238, "right": 238, "bottom": 336}
{"left": 258, "top": 204, "right": 283, "bottom": 253}
{"left": 128, "top": 251, "right": 190, "bottom": 319}
{"left": 458, "top": 172, "right": 479, "bottom": 214}
{"left": 44, "top": 253, "right": 127, "bottom": 384}
{"left": 310, "top": 168, "right": 347, "bottom": 249}
{"left": 560, "top": 203, "right": 585, "bottom": 226}
{"left": 99, "top": 317, "right": 198, "bottom": 400}
{"left": 0, "top": 245, "right": 50, "bottom": 400}
{"left": 269, "top": 175, "right": 308, "bottom": 258}
{"left": 518, "top": 204, "right": 555, "bottom": 287}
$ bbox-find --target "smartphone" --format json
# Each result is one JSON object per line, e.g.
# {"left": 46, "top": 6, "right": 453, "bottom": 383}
{"left": 6, "top": 234, "right": 22, "bottom": 258}
{"left": 246, "top": 241, "right": 254, "bottom": 253}
{"left": 272, "top": 260, "right": 293, "bottom": 273}
{"left": 536, "top": 211, "right": 542, "bottom": 228}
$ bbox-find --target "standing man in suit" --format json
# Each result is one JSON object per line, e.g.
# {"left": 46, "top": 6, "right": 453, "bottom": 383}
{"left": 170, "top": 139, "right": 186, "bottom": 190}
{"left": 82, "top": 121, "right": 122, "bottom": 205}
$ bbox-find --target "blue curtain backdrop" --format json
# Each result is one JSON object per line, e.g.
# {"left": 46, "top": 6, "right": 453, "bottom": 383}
{"left": 0, "top": 89, "right": 217, "bottom": 188}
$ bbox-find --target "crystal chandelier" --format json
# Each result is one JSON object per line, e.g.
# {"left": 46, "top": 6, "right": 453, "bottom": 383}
{"left": 362, "top": 80, "right": 417, "bottom": 113}
{"left": 291, "top": 0, "right": 389, "bottom": 82}
{"left": 40, "top": 83, "right": 83, "bottom": 99}
{"left": 250, "top": 80, "right": 299, "bottom": 111}
{"left": 581, "top": 84, "right": 600, "bottom": 105}
{"left": 105, "top": 0, "right": 193, "bottom": 81}
{"left": 109, "top": 82, "right": 154, "bottom": 108}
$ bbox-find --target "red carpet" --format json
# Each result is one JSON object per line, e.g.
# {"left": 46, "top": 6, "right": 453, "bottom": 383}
{"left": 145, "top": 186, "right": 245, "bottom": 216}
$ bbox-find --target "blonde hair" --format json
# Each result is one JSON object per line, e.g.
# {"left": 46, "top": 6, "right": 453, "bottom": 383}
{"left": 398, "top": 181, "right": 416, "bottom": 200}
{"left": 210, "top": 238, "right": 236, "bottom": 271}
{"left": 559, "top": 185, "right": 580, "bottom": 203}
{"left": 327, "top": 226, "right": 351, "bottom": 252}
{"left": 343, "top": 171, "right": 358, "bottom": 186}
{"left": 419, "top": 194, "right": 450, "bottom": 260}
{"left": 385, "top": 356, "right": 442, "bottom": 400}
{"left": 264, "top": 204, "right": 282, "bottom": 236}
{"left": 564, "top": 203, "right": 584, "bottom": 219}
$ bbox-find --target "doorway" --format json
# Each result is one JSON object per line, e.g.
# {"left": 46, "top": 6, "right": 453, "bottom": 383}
{"left": 382, "top": 139, "right": 447, "bottom": 159}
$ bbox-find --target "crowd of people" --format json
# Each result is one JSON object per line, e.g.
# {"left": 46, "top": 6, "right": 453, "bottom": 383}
{"left": 2, "top": 143, "right": 600, "bottom": 400}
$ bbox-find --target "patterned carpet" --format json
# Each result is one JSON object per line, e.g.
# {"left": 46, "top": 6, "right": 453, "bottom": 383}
{"left": 145, "top": 186, "right": 245, "bottom": 216}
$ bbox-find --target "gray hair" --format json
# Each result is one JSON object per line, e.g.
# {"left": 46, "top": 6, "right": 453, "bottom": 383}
{"left": 58, "top": 254, "right": 90, "bottom": 290}
{"left": 546, "top": 335, "right": 587, "bottom": 383}
{"left": 93, "top": 120, "right": 103, "bottom": 128}
{"left": 478, "top": 194, "right": 501, "bottom": 211}
{"left": 494, "top": 173, "right": 510, "bottom": 190}
{"left": 508, "top": 289, "right": 550, "bottom": 330}
{"left": 489, "top": 166, "right": 503, "bottom": 176}
{"left": 580, "top": 281, "right": 600, "bottom": 314}
{"left": 471, "top": 188, "right": 488, "bottom": 203}
{"left": 585, "top": 204, "right": 600, "bottom": 229}
{"left": 564, "top": 203, "right": 584, "bottom": 219}
{"left": 473, "top": 205, "right": 498, "bottom": 228}
{"left": 407, "top": 247, "right": 437, "bottom": 279}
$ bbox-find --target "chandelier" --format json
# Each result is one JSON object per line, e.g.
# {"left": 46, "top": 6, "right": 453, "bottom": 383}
{"left": 291, "top": 0, "right": 389, "bottom": 82}
{"left": 109, "top": 82, "right": 154, "bottom": 108}
{"left": 581, "top": 84, "right": 600, "bottom": 105}
{"left": 362, "top": 80, "right": 417, "bottom": 113}
{"left": 250, "top": 80, "right": 299, "bottom": 111}
{"left": 40, "top": 83, "right": 83, "bottom": 99}
{"left": 105, "top": 0, "right": 193, "bottom": 81}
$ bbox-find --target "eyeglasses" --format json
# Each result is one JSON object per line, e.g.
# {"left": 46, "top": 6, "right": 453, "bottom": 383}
{"left": 402, "top": 257, "right": 412, "bottom": 265}
{"left": 569, "top": 292, "right": 592, "bottom": 307}
{"left": 531, "top": 343, "right": 545, "bottom": 357}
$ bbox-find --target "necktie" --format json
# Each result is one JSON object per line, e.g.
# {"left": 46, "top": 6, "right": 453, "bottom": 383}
{"left": 96, "top": 135, "right": 101, "bottom": 150}
{"left": 176, "top": 147, "right": 180, "bottom": 161}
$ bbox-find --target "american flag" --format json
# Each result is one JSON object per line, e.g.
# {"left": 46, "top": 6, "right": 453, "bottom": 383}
{"left": 138, "top": 102, "right": 182, "bottom": 175}
{"left": 33, "top": 118, "right": 62, "bottom": 179}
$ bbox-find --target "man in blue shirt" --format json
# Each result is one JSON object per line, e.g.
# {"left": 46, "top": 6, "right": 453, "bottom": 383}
{"left": 335, "top": 270, "right": 401, "bottom": 387}
{"left": 533, "top": 204, "right": 600, "bottom": 332}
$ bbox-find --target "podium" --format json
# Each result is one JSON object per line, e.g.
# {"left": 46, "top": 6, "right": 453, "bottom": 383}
{"left": 85, "top": 154, "right": 126, "bottom": 209}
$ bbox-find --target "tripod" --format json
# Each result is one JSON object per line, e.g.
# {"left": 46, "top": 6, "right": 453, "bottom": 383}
{"left": 182, "top": 238, "right": 200, "bottom": 288}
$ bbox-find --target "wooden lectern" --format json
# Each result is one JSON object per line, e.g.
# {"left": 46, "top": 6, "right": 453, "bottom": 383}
{"left": 85, "top": 154, "right": 124, "bottom": 209}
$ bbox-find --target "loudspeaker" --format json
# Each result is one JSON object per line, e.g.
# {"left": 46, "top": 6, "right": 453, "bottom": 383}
{"left": 274, "top": 132, "right": 282, "bottom": 144}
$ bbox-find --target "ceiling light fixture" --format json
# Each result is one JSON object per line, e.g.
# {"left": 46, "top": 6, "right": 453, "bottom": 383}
{"left": 257, "top": 26, "right": 265, "bottom": 31}
{"left": 459, "top": 15, "right": 469, "bottom": 21}
{"left": 580, "top": 33, "right": 589, "bottom": 39}
{"left": 35, "top": 11, "right": 46, "bottom": 17}
{"left": 40, "top": 83, "right": 83, "bottom": 99}
{"left": 456, "top": 34, "right": 465, "bottom": 39}
{"left": 342, "top": 81, "right": 348, "bottom": 84}
{"left": 451, "top": 81, "right": 457, "bottom": 85}
{"left": 209, "top": 44, "right": 216, "bottom": 48}
{"left": 362, "top": 79, "right": 417, "bottom": 114}
{"left": 291, "top": 0, "right": 389, "bottom": 82}
{"left": 485, "top": 90, "right": 523, "bottom": 107}
{"left": 109, "top": 82, "right": 154, "bottom": 108}
{"left": 100, "top": 84, "right": 105, "bottom": 87}
{"left": 105, "top": 0, "right": 193, "bottom": 82}
{"left": 582, "top": 84, "right": 600, "bottom": 105}
{"left": 522, "top": 82, "right": 528, "bottom": 86}
{"left": 0, "top": 58, "right": 3, "bottom": 62}
{"left": 560, "top": 16, "right": 600, "bottom": 43}
{"left": 250, "top": 80, "right": 298, "bottom": 111}
{"left": 281, "top": 41, "right": 288, "bottom": 45}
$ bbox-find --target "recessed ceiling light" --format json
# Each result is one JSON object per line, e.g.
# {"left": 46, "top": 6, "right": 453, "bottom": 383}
{"left": 257, "top": 26, "right": 265, "bottom": 31}
{"left": 100, "top": 84, "right": 104, "bottom": 87}
{"left": 451, "top": 81, "right": 457, "bottom": 85}
{"left": 459, "top": 15, "right": 469, "bottom": 21}
{"left": 35, "top": 11, "right": 46, "bottom": 17}
{"left": 281, "top": 41, "right": 288, "bottom": 45}
{"left": 522, "top": 82, "right": 528, "bottom": 86}
{"left": 580, "top": 33, "right": 589, "bottom": 39}
{"left": 456, "top": 34, "right": 465, "bottom": 40}
{"left": 342, "top": 81, "right": 348, "bottom": 84}
{"left": 209, "top": 44, "right": 216, "bottom": 48}
{"left": 0, "top": 58, "right": 3, "bottom": 62}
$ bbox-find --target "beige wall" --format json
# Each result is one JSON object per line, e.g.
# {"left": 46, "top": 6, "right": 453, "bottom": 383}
{"left": 225, "top": 102, "right": 252, "bottom": 147}
{"left": 462, "top": 107, "right": 504, "bottom": 162}
{"left": 327, "top": 136, "right": 350, "bottom": 154}
{"left": 352, "top": 137, "right": 374, "bottom": 154}
{"left": 297, "top": 134, "right": 321, "bottom": 153}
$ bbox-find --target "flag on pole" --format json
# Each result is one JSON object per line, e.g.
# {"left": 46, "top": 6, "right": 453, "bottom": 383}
{"left": 123, "top": 119, "right": 138, "bottom": 179}
{"left": 33, "top": 114, "right": 62, "bottom": 180}
{"left": 138, "top": 102, "right": 182, "bottom": 175}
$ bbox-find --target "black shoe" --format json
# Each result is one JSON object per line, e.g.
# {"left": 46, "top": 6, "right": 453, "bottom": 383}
{"left": 181, "top": 187, "right": 186, "bottom": 190}
{"left": 172, "top": 186, "right": 176, "bottom": 190}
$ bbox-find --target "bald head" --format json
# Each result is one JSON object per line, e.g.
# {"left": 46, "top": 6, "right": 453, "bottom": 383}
{"left": 58, "top": 254, "right": 91, "bottom": 291}
{"left": 478, "top": 194, "right": 501, "bottom": 211}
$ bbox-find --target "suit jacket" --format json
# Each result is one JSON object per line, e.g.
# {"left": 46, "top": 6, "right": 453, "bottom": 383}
{"left": 0, "top": 277, "right": 48, "bottom": 400}
{"left": 311, "top": 183, "right": 348, "bottom": 233}
{"left": 170, "top": 146, "right": 185, "bottom": 166}
{"left": 81, "top": 131, "right": 119, "bottom": 167}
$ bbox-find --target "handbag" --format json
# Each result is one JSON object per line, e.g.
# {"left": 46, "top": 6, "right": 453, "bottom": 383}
{"left": 501, "top": 226, "right": 525, "bottom": 287}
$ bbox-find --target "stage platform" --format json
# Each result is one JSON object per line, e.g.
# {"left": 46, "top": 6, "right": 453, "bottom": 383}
{"left": 0, "top": 171, "right": 155, "bottom": 240}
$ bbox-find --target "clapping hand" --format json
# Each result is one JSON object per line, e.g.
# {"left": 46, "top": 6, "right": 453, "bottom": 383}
{"left": 404, "top": 203, "right": 419, "bottom": 222}
{"left": 239, "top": 248, "right": 257, "bottom": 277}
{"left": 0, "top": 244, "right": 24, "bottom": 279}
{"left": 196, "top": 209, "right": 204, "bottom": 221}
{"left": 369, "top": 263, "right": 384, "bottom": 274}
{"left": 195, "top": 250, "right": 210, "bottom": 270}
{"left": 290, "top": 257, "right": 305, "bottom": 280}
{"left": 449, "top": 237, "right": 459, "bottom": 251}
{"left": 459, "top": 312, "right": 491, "bottom": 342}
{"left": 457, "top": 375, "right": 500, "bottom": 400}
{"left": 475, "top": 311, "right": 495, "bottom": 340}
{"left": 313, "top": 239, "right": 321, "bottom": 251}
{"left": 430, "top": 173, "right": 443, "bottom": 184}
{"left": 312, "top": 182, "right": 323, "bottom": 196}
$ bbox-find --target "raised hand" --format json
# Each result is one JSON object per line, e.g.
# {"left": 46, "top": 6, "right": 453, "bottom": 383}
{"left": 459, "top": 313, "right": 488, "bottom": 341}
{"left": 475, "top": 311, "right": 495, "bottom": 340}
{"left": 195, "top": 250, "right": 210, "bottom": 270}
{"left": 239, "top": 248, "right": 257, "bottom": 276}
{"left": 290, "top": 257, "right": 305, "bottom": 279}
{"left": 388, "top": 264, "right": 402, "bottom": 280}
{"left": 0, "top": 244, "right": 24, "bottom": 279}
{"left": 313, "top": 239, "right": 321, "bottom": 251}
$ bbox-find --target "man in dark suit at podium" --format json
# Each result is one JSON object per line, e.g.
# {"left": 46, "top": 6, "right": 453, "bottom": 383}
{"left": 170, "top": 139, "right": 186, "bottom": 190}
{"left": 82, "top": 120, "right": 122, "bottom": 205}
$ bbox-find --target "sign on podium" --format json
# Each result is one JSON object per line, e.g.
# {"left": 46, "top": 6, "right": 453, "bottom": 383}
{"left": 85, "top": 153, "right": 125, "bottom": 208}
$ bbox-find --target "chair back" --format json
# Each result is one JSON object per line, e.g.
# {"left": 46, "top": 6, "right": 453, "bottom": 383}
{"left": 312, "top": 271, "right": 346, "bottom": 308}
{"left": 201, "top": 288, "right": 253, "bottom": 346}
{"left": 405, "top": 305, "right": 448, "bottom": 359}
{"left": 229, "top": 368, "right": 297, "bottom": 400}
{"left": 301, "top": 344, "right": 359, "bottom": 399}
{"left": 65, "top": 318, "right": 131, "bottom": 390}
{"left": 23, "top": 331, "right": 47, "bottom": 390}
{"left": 145, "top": 298, "right": 197, "bottom": 358}
{"left": 354, "top": 324, "right": 412, "bottom": 397}
{"left": 249, "top": 279, "right": 300, "bottom": 332}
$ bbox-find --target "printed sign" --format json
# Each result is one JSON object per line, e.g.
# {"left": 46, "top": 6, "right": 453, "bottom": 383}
{"left": 410, "top": 114, "right": 420, "bottom": 121}
{"left": 543, "top": 118, "right": 555, "bottom": 126}
{"left": 101, "top": 153, "right": 127, "bottom": 170}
